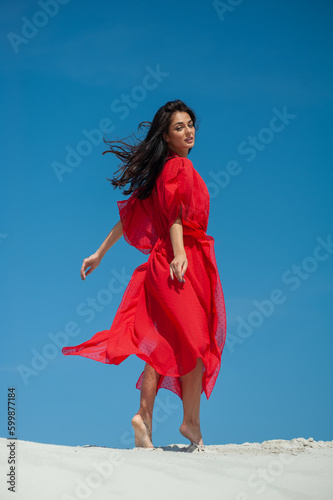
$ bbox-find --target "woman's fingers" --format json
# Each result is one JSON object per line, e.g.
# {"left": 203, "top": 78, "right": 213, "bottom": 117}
{"left": 170, "top": 257, "right": 187, "bottom": 282}
{"left": 170, "top": 263, "right": 179, "bottom": 281}
{"left": 80, "top": 260, "right": 87, "bottom": 280}
{"left": 85, "top": 266, "right": 94, "bottom": 277}
{"left": 81, "top": 257, "right": 93, "bottom": 280}
{"left": 81, "top": 254, "right": 102, "bottom": 280}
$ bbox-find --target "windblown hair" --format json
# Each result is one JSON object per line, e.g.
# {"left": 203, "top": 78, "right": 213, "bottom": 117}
{"left": 103, "top": 99, "right": 198, "bottom": 200}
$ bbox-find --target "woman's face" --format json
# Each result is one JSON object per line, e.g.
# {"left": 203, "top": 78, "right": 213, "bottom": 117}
{"left": 164, "top": 111, "right": 195, "bottom": 156}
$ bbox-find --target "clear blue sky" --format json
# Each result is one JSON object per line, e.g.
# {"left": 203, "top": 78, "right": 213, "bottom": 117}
{"left": 1, "top": 0, "right": 332, "bottom": 449}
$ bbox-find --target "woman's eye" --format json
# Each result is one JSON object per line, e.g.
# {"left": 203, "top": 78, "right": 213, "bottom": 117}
{"left": 175, "top": 123, "right": 193, "bottom": 131}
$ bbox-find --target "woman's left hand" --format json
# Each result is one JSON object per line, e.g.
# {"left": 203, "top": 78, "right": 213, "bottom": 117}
{"left": 170, "top": 251, "right": 188, "bottom": 283}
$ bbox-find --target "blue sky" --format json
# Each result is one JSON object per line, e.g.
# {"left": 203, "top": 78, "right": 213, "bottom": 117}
{"left": 1, "top": 0, "right": 332, "bottom": 449}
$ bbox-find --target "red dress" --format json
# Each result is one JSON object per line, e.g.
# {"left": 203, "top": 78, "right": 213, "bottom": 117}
{"left": 62, "top": 150, "right": 227, "bottom": 400}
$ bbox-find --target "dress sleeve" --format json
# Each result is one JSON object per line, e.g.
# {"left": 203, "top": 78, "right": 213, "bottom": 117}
{"left": 158, "top": 157, "right": 205, "bottom": 232}
{"left": 117, "top": 191, "right": 158, "bottom": 254}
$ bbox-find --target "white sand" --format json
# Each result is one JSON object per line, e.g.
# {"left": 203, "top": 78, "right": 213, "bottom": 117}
{"left": 1, "top": 437, "right": 332, "bottom": 499}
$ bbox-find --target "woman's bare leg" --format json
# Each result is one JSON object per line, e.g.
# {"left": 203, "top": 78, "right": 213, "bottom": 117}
{"left": 131, "top": 362, "right": 161, "bottom": 448}
{"left": 179, "top": 358, "right": 204, "bottom": 445}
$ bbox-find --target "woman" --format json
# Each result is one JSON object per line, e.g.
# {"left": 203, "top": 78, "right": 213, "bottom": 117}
{"left": 62, "top": 99, "right": 227, "bottom": 449}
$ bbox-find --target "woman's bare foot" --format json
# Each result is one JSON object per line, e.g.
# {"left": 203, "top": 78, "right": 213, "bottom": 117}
{"left": 131, "top": 413, "right": 154, "bottom": 448}
{"left": 179, "top": 422, "right": 203, "bottom": 446}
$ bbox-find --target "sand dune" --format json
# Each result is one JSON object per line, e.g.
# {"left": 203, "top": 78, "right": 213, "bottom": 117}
{"left": 1, "top": 437, "right": 332, "bottom": 499}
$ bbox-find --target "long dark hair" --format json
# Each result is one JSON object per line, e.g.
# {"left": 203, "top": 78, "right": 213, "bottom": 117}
{"left": 103, "top": 99, "right": 198, "bottom": 200}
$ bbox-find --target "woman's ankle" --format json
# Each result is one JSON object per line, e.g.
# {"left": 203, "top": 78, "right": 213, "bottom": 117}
{"left": 179, "top": 421, "right": 203, "bottom": 445}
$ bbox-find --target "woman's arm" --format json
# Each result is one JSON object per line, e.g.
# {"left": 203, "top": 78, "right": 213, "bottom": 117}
{"left": 80, "top": 220, "right": 123, "bottom": 280}
{"left": 169, "top": 212, "right": 188, "bottom": 283}
{"left": 96, "top": 219, "right": 123, "bottom": 259}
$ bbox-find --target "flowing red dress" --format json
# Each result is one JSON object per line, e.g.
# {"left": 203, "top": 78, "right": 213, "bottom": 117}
{"left": 62, "top": 150, "right": 227, "bottom": 400}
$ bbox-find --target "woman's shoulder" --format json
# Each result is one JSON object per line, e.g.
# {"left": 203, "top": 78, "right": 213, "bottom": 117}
{"left": 164, "top": 154, "right": 194, "bottom": 171}
{"left": 157, "top": 156, "right": 195, "bottom": 192}
{"left": 162, "top": 155, "right": 181, "bottom": 175}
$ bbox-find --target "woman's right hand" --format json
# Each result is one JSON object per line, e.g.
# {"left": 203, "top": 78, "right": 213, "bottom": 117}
{"left": 80, "top": 252, "right": 102, "bottom": 280}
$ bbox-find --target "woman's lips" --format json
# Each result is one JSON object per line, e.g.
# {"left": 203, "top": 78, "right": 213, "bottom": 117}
{"left": 185, "top": 137, "right": 193, "bottom": 142}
